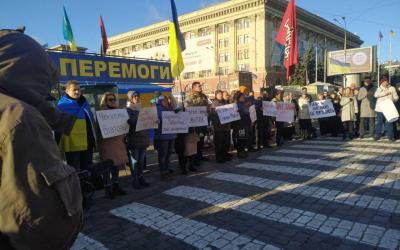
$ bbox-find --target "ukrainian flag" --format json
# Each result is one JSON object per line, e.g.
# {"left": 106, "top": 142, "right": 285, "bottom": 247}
{"left": 329, "top": 58, "right": 351, "bottom": 75}
{"left": 63, "top": 6, "right": 77, "bottom": 52}
{"left": 168, "top": 0, "right": 186, "bottom": 79}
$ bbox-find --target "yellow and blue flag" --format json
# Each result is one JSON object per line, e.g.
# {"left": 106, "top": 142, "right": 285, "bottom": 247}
{"left": 390, "top": 30, "right": 395, "bottom": 39}
{"left": 63, "top": 6, "right": 77, "bottom": 51}
{"left": 329, "top": 58, "right": 351, "bottom": 75}
{"left": 168, "top": 0, "right": 186, "bottom": 79}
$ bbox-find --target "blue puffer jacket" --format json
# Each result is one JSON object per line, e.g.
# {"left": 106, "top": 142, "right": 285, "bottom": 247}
{"left": 154, "top": 104, "right": 177, "bottom": 141}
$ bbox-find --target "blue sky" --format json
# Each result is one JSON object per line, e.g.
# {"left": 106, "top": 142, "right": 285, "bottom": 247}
{"left": 1, "top": 0, "right": 399, "bottom": 62}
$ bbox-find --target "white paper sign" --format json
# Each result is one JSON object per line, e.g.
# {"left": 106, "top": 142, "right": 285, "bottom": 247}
{"left": 162, "top": 111, "right": 189, "bottom": 134}
{"left": 249, "top": 105, "right": 257, "bottom": 123}
{"left": 136, "top": 106, "right": 158, "bottom": 131}
{"left": 262, "top": 101, "right": 277, "bottom": 116}
{"left": 96, "top": 109, "right": 129, "bottom": 138}
{"left": 215, "top": 103, "right": 240, "bottom": 124}
{"left": 186, "top": 106, "right": 208, "bottom": 127}
{"left": 309, "top": 100, "right": 336, "bottom": 119}
{"left": 276, "top": 102, "right": 295, "bottom": 122}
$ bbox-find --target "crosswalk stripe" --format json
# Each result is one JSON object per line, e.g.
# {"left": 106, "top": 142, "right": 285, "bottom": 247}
{"left": 206, "top": 172, "right": 400, "bottom": 215}
{"left": 71, "top": 233, "right": 109, "bottom": 250}
{"left": 164, "top": 186, "right": 400, "bottom": 249}
{"left": 110, "top": 202, "right": 281, "bottom": 250}
{"left": 304, "top": 139, "right": 400, "bottom": 148}
{"left": 236, "top": 162, "right": 400, "bottom": 190}
{"left": 275, "top": 149, "right": 400, "bottom": 162}
{"left": 289, "top": 144, "right": 398, "bottom": 154}
{"left": 257, "top": 155, "right": 399, "bottom": 174}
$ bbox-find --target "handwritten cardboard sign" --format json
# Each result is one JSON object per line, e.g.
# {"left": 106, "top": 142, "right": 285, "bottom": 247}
{"left": 136, "top": 106, "right": 158, "bottom": 131}
{"left": 96, "top": 109, "right": 129, "bottom": 138}
{"left": 215, "top": 103, "right": 240, "bottom": 124}
{"left": 162, "top": 111, "right": 189, "bottom": 134}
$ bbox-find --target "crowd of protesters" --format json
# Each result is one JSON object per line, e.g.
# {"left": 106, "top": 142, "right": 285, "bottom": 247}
{"left": 52, "top": 75, "right": 400, "bottom": 200}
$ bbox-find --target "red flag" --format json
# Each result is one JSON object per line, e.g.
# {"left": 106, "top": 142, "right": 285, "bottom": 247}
{"left": 276, "top": 0, "right": 298, "bottom": 80}
{"left": 100, "top": 16, "right": 109, "bottom": 55}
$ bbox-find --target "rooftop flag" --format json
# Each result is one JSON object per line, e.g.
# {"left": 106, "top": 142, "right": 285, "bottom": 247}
{"left": 100, "top": 15, "right": 109, "bottom": 55}
{"left": 168, "top": 0, "right": 186, "bottom": 79}
{"left": 62, "top": 6, "right": 77, "bottom": 52}
{"left": 390, "top": 30, "right": 395, "bottom": 38}
{"left": 275, "top": 0, "right": 298, "bottom": 80}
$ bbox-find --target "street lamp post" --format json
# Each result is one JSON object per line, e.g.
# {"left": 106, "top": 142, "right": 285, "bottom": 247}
{"left": 333, "top": 17, "right": 347, "bottom": 86}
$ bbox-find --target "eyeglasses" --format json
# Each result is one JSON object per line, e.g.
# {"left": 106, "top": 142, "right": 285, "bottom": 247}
{"left": 107, "top": 98, "right": 116, "bottom": 102}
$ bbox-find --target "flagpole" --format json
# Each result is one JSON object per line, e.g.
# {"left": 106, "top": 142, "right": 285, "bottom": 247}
{"left": 378, "top": 39, "right": 380, "bottom": 85}
{"left": 389, "top": 32, "right": 392, "bottom": 84}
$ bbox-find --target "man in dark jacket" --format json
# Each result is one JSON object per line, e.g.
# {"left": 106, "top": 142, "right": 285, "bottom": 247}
{"left": 0, "top": 29, "right": 82, "bottom": 250}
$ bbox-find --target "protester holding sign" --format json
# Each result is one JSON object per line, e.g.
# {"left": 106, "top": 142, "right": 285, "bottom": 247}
{"left": 282, "top": 93, "right": 296, "bottom": 141}
{"left": 329, "top": 92, "right": 342, "bottom": 137}
{"left": 273, "top": 90, "right": 285, "bottom": 146}
{"left": 357, "top": 77, "right": 376, "bottom": 138}
{"left": 211, "top": 90, "right": 232, "bottom": 163}
{"left": 98, "top": 92, "right": 127, "bottom": 199}
{"left": 374, "top": 76, "right": 399, "bottom": 141}
{"left": 155, "top": 96, "right": 177, "bottom": 179}
{"left": 185, "top": 82, "right": 210, "bottom": 164}
{"left": 58, "top": 80, "right": 96, "bottom": 171}
{"left": 126, "top": 91, "right": 150, "bottom": 189}
{"left": 232, "top": 92, "right": 251, "bottom": 158}
{"left": 297, "top": 87, "right": 312, "bottom": 139}
{"left": 340, "top": 88, "right": 358, "bottom": 140}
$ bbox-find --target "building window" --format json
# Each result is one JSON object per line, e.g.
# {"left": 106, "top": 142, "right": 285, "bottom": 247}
{"left": 122, "top": 47, "right": 129, "bottom": 55}
{"left": 199, "top": 70, "right": 212, "bottom": 78}
{"left": 237, "top": 34, "right": 249, "bottom": 45}
{"left": 155, "top": 39, "right": 166, "bottom": 47}
{"left": 144, "top": 42, "right": 152, "bottom": 49}
{"left": 244, "top": 34, "right": 249, "bottom": 44}
{"left": 183, "top": 72, "right": 196, "bottom": 79}
{"left": 198, "top": 27, "right": 211, "bottom": 37}
{"left": 236, "top": 18, "right": 250, "bottom": 30}
{"left": 224, "top": 38, "right": 229, "bottom": 47}
{"left": 202, "top": 83, "right": 209, "bottom": 91}
{"left": 218, "top": 39, "right": 224, "bottom": 49}
{"left": 219, "top": 53, "right": 230, "bottom": 63}
{"left": 238, "top": 35, "right": 243, "bottom": 45}
{"left": 218, "top": 23, "right": 229, "bottom": 34}
{"left": 218, "top": 66, "right": 230, "bottom": 75}
{"left": 238, "top": 64, "right": 249, "bottom": 71}
{"left": 238, "top": 50, "right": 243, "bottom": 60}
{"left": 244, "top": 49, "right": 249, "bottom": 59}
{"left": 184, "top": 31, "right": 196, "bottom": 40}
{"left": 132, "top": 45, "right": 141, "bottom": 52}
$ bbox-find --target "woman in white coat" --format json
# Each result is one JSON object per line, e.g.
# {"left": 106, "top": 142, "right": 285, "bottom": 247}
{"left": 340, "top": 87, "right": 358, "bottom": 140}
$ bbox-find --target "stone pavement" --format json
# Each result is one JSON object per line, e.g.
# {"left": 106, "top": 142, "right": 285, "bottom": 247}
{"left": 71, "top": 137, "right": 400, "bottom": 250}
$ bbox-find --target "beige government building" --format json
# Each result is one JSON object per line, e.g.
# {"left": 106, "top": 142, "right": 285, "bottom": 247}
{"left": 108, "top": 0, "right": 363, "bottom": 95}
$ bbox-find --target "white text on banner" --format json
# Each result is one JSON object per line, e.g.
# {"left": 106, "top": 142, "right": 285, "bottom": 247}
{"left": 309, "top": 100, "right": 336, "bottom": 119}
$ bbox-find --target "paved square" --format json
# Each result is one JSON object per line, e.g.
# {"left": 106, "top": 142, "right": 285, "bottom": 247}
{"left": 72, "top": 137, "right": 400, "bottom": 249}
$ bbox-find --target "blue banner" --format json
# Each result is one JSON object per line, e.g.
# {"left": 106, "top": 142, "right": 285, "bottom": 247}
{"left": 47, "top": 51, "right": 173, "bottom": 84}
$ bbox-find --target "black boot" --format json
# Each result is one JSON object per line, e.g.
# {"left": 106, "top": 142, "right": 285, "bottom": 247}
{"left": 113, "top": 183, "right": 127, "bottom": 196}
{"left": 139, "top": 177, "right": 150, "bottom": 187}
{"left": 104, "top": 186, "right": 115, "bottom": 199}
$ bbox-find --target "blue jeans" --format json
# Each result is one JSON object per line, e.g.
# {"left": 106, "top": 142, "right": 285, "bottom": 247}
{"left": 157, "top": 140, "right": 173, "bottom": 172}
{"left": 103, "top": 164, "right": 121, "bottom": 187}
{"left": 130, "top": 148, "right": 146, "bottom": 180}
{"left": 375, "top": 112, "right": 394, "bottom": 139}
